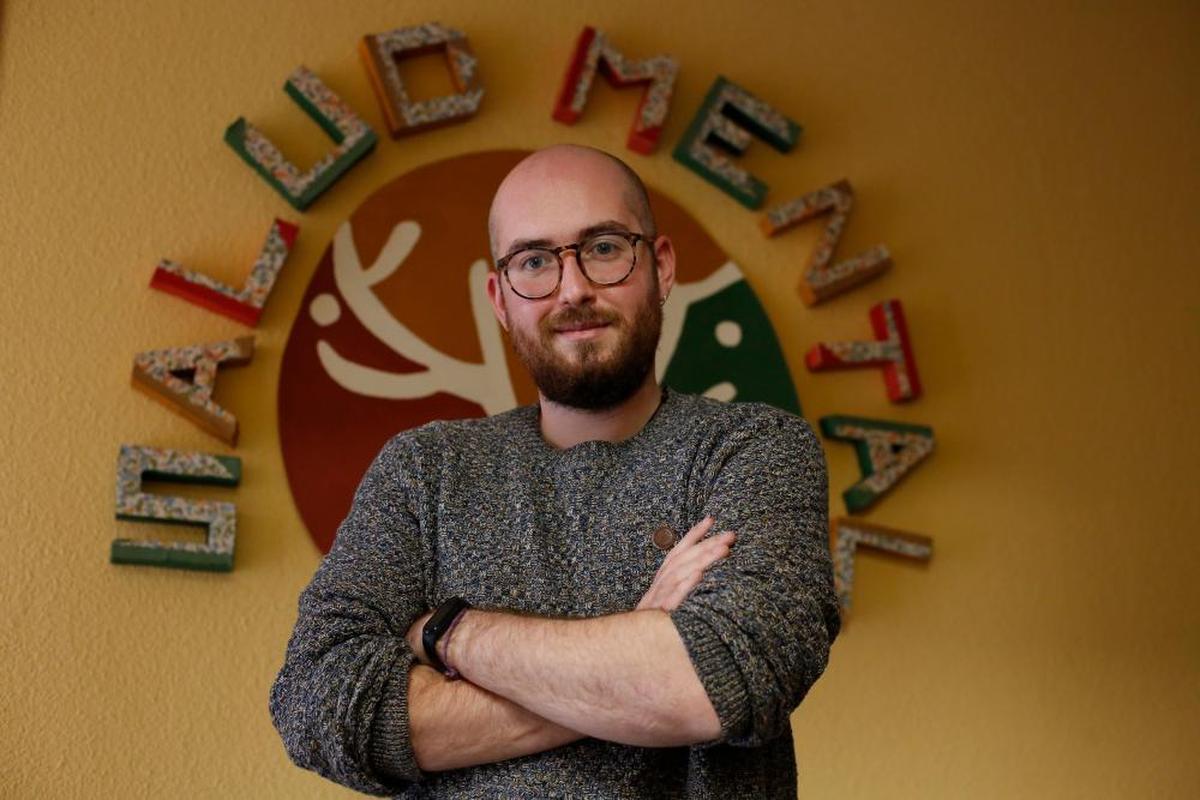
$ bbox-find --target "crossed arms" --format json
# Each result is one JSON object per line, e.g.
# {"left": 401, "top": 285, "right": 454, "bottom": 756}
{"left": 402, "top": 518, "right": 735, "bottom": 772}
{"left": 269, "top": 414, "right": 840, "bottom": 795}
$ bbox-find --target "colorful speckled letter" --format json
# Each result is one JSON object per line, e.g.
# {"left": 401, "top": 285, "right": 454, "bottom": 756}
{"left": 553, "top": 26, "right": 678, "bottom": 154}
{"left": 672, "top": 76, "right": 801, "bottom": 209}
{"left": 761, "top": 179, "right": 892, "bottom": 305}
{"left": 830, "top": 517, "right": 933, "bottom": 614}
{"left": 111, "top": 444, "right": 241, "bottom": 571}
{"left": 806, "top": 299, "right": 922, "bottom": 402}
{"left": 359, "top": 23, "right": 484, "bottom": 138}
{"left": 150, "top": 219, "right": 298, "bottom": 326}
{"left": 225, "top": 66, "right": 377, "bottom": 210}
{"left": 820, "top": 414, "right": 935, "bottom": 513}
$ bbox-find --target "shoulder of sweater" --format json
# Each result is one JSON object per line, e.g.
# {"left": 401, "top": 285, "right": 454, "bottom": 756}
{"left": 669, "top": 391, "right": 817, "bottom": 442}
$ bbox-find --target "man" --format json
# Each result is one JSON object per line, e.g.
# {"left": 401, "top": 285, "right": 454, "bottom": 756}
{"left": 270, "top": 144, "right": 841, "bottom": 798}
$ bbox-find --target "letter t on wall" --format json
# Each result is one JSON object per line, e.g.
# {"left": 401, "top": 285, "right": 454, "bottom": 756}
{"left": 672, "top": 76, "right": 801, "bottom": 209}
{"left": 806, "top": 299, "right": 923, "bottom": 402}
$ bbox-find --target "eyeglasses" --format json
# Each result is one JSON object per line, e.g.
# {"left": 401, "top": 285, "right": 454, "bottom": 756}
{"left": 496, "top": 231, "right": 654, "bottom": 300}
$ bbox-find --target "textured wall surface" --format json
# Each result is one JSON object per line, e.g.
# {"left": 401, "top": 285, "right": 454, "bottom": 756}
{"left": 1, "top": 1, "right": 1197, "bottom": 797}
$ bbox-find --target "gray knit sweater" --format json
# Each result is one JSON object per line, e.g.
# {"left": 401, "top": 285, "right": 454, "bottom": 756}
{"left": 270, "top": 387, "right": 840, "bottom": 798}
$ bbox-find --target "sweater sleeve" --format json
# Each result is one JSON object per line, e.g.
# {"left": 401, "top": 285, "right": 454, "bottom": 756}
{"left": 669, "top": 411, "right": 841, "bottom": 747}
{"left": 269, "top": 433, "right": 432, "bottom": 795}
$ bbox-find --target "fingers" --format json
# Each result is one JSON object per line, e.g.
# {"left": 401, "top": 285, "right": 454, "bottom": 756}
{"left": 638, "top": 526, "right": 737, "bottom": 612}
{"left": 677, "top": 515, "right": 716, "bottom": 548}
{"left": 665, "top": 517, "right": 725, "bottom": 568}
{"left": 637, "top": 517, "right": 740, "bottom": 612}
{"left": 668, "top": 529, "right": 736, "bottom": 572}
{"left": 668, "top": 533, "right": 735, "bottom": 588}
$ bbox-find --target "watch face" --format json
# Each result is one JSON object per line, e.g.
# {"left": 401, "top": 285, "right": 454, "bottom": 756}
{"left": 424, "top": 598, "right": 468, "bottom": 673}
{"left": 429, "top": 598, "right": 466, "bottom": 628}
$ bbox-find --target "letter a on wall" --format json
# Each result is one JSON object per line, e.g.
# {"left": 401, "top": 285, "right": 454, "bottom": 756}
{"left": 553, "top": 26, "right": 679, "bottom": 154}
{"left": 820, "top": 414, "right": 935, "bottom": 513}
{"left": 130, "top": 336, "right": 254, "bottom": 445}
{"left": 359, "top": 22, "right": 484, "bottom": 137}
{"left": 112, "top": 445, "right": 240, "bottom": 571}
{"left": 672, "top": 76, "right": 801, "bottom": 209}
{"left": 225, "top": 66, "right": 377, "bottom": 210}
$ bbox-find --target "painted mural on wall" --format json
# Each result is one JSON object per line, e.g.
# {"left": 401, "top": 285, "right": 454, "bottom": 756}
{"left": 277, "top": 150, "right": 799, "bottom": 554}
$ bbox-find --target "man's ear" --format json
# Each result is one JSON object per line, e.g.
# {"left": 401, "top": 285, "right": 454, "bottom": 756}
{"left": 652, "top": 235, "right": 677, "bottom": 302}
{"left": 486, "top": 270, "right": 509, "bottom": 331}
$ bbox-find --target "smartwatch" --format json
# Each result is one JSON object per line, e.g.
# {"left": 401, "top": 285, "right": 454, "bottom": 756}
{"left": 422, "top": 596, "right": 470, "bottom": 677}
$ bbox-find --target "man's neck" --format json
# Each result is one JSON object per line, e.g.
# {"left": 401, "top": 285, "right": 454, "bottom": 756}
{"left": 537, "top": 377, "right": 664, "bottom": 450}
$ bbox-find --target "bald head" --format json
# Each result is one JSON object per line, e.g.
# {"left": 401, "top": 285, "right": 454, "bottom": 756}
{"left": 488, "top": 144, "right": 657, "bottom": 262}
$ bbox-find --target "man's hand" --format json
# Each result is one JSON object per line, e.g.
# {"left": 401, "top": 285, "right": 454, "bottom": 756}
{"left": 637, "top": 516, "right": 736, "bottom": 612}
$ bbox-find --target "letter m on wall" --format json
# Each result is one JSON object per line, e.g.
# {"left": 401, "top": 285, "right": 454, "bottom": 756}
{"left": 553, "top": 27, "right": 679, "bottom": 154}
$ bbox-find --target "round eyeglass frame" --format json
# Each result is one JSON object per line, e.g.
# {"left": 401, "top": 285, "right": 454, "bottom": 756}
{"left": 496, "top": 231, "right": 655, "bottom": 300}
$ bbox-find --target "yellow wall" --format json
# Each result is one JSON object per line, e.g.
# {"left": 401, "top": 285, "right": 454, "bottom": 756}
{"left": 2, "top": 1, "right": 1197, "bottom": 796}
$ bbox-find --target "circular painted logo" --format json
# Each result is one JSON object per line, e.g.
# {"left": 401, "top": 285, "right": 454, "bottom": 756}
{"left": 279, "top": 150, "right": 800, "bottom": 552}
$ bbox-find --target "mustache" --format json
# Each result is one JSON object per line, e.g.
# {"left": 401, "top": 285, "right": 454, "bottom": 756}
{"left": 544, "top": 307, "right": 620, "bottom": 331}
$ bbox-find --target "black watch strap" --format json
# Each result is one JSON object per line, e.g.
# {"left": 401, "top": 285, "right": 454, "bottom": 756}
{"left": 422, "top": 597, "right": 470, "bottom": 676}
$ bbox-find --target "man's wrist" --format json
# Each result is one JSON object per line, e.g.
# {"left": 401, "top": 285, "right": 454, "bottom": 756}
{"left": 440, "top": 606, "right": 490, "bottom": 680}
{"left": 423, "top": 597, "right": 472, "bottom": 677}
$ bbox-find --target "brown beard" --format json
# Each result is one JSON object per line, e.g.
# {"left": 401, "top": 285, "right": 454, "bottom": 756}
{"left": 508, "top": 285, "right": 662, "bottom": 411}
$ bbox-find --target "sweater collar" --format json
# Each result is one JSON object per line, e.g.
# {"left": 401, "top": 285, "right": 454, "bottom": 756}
{"left": 518, "top": 385, "right": 681, "bottom": 458}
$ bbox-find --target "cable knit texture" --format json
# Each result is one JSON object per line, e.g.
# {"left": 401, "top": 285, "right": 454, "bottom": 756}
{"left": 269, "top": 388, "right": 841, "bottom": 798}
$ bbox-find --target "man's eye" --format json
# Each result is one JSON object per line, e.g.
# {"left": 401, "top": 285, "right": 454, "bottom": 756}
{"left": 517, "top": 253, "right": 549, "bottom": 270}
{"left": 585, "top": 238, "right": 621, "bottom": 258}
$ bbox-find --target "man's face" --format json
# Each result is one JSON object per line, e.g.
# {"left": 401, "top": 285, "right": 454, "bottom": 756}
{"left": 506, "top": 256, "right": 662, "bottom": 410}
{"left": 486, "top": 151, "right": 675, "bottom": 410}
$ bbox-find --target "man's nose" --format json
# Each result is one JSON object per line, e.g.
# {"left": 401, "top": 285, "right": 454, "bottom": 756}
{"left": 557, "top": 249, "right": 596, "bottom": 305}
